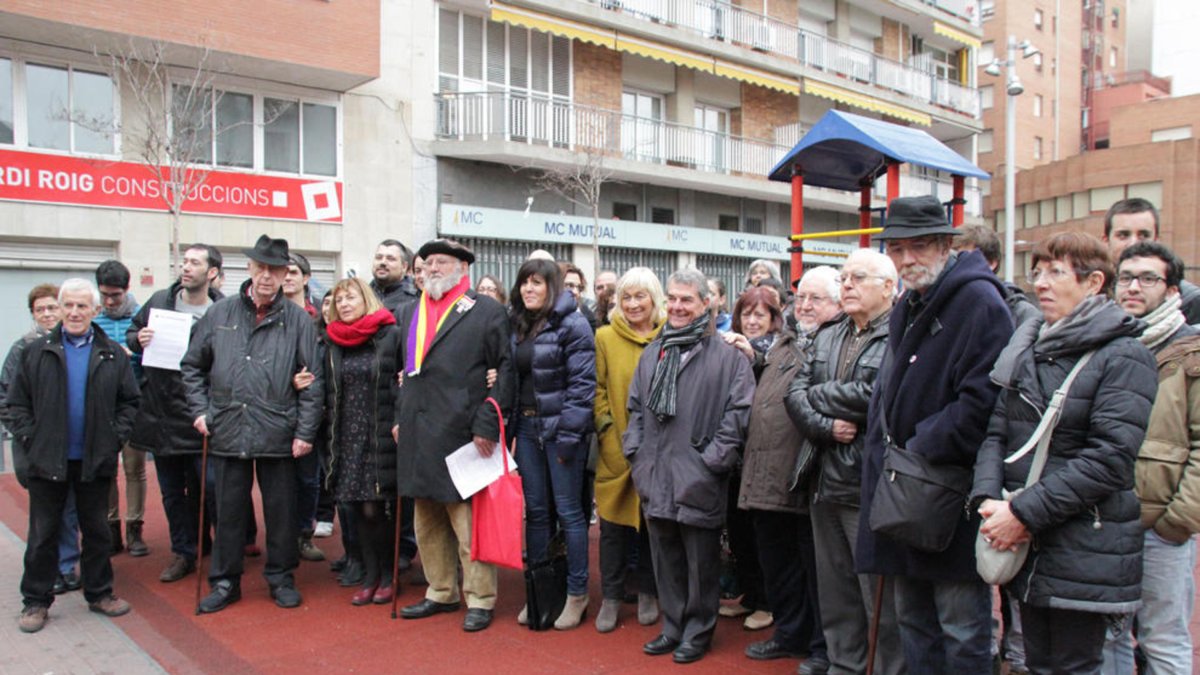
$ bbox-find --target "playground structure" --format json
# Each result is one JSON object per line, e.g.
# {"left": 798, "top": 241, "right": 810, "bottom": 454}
{"left": 768, "top": 110, "right": 990, "bottom": 285}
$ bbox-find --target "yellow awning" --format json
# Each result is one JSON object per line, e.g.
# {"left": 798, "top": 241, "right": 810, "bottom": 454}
{"left": 714, "top": 60, "right": 800, "bottom": 95}
{"left": 491, "top": 2, "right": 615, "bottom": 48}
{"left": 614, "top": 35, "right": 715, "bottom": 73}
{"left": 803, "top": 80, "right": 932, "bottom": 127}
{"left": 934, "top": 21, "right": 982, "bottom": 50}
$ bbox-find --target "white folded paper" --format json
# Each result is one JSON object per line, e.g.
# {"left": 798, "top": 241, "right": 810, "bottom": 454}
{"left": 445, "top": 441, "right": 518, "bottom": 499}
{"left": 141, "top": 308, "right": 193, "bottom": 371}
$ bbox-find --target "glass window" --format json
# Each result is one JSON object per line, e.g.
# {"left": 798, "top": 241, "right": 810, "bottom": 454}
{"left": 26, "top": 64, "right": 70, "bottom": 150}
{"left": 215, "top": 92, "right": 253, "bottom": 168}
{"left": 980, "top": 85, "right": 994, "bottom": 110}
{"left": 979, "top": 129, "right": 994, "bottom": 153}
{"left": 0, "top": 58, "right": 12, "bottom": 144}
{"left": 302, "top": 102, "right": 337, "bottom": 176}
{"left": 172, "top": 85, "right": 213, "bottom": 164}
{"left": 72, "top": 69, "right": 114, "bottom": 154}
{"left": 264, "top": 98, "right": 299, "bottom": 173}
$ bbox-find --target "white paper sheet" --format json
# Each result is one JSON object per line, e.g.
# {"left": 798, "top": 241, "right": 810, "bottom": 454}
{"left": 141, "top": 308, "right": 193, "bottom": 371}
{"left": 445, "top": 441, "right": 517, "bottom": 499}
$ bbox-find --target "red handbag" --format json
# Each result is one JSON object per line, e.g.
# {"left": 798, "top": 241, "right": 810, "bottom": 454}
{"left": 470, "top": 397, "right": 524, "bottom": 570}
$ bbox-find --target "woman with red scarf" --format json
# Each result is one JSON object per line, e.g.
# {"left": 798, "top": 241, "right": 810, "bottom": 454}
{"left": 323, "top": 277, "right": 402, "bottom": 606}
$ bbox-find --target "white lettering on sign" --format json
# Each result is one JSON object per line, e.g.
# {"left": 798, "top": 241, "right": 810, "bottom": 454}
{"left": 38, "top": 170, "right": 94, "bottom": 192}
{"left": 0, "top": 167, "right": 32, "bottom": 187}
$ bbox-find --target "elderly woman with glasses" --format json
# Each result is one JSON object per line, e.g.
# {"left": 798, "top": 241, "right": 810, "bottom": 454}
{"left": 971, "top": 231, "right": 1157, "bottom": 673}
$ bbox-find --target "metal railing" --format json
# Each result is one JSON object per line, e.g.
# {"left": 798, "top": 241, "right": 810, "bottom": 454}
{"left": 874, "top": 173, "right": 983, "bottom": 216}
{"left": 581, "top": 0, "right": 981, "bottom": 117}
{"left": 436, "top": 91, "right": 793, "bottom": 177}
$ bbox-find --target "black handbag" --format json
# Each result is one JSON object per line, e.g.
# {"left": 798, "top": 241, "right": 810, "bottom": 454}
{"left": 867, "top": 411, "right": 972, "bottom": 553}
{"left": 523, "top": 536, "right": 567, "bottom": 631}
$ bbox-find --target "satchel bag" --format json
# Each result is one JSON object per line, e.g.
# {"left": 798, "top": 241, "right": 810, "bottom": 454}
{"left": 867, "top": 432, "right": 972, "bottom": 553}
{"left": 523, "top": 535, "right": 568, "bottom": 631}
{"left": 470, "top": 398, "right": 524, "bottom": 571}
{"left": 976, "top": 352, "right": 1095, "bottom": 585}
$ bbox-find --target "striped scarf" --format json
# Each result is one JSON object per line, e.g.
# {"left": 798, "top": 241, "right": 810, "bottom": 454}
{"left": 404, "top": 277, "right": 470, "bottom": 375}
{"left": 647, "top": 314, "right": 709, "bottom": 419}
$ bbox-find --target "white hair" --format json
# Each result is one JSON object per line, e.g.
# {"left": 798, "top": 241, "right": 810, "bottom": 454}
{"left": 846, "top": 249, "right": 900, "bottom": 299}
{"left": 744, "top": 259, "right": 782, "bottom": 287}
{"left": 58, "top": 278, "right": 100, "bottom": 306}
{"left": 667, "top": 268, "right": 710, "bottom": 299}
{"left": 610, "top": 267, "right": 667, "bottom": 325}
{"left": 798, "top": 266, "right": 841, "bottom": 302}
{"left": 527, "top": 249, "right": 555, "bottom": 262}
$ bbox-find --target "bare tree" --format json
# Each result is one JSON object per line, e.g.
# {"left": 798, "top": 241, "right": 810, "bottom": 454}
{"left": 529, "top": 148, "right": 616, "bottom": 269}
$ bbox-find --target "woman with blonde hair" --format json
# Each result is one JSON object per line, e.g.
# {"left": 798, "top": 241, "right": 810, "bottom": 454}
{"left": 322, "top": 276, "right": 403, "bottom": 606}
{"left": 593, "top": 267, "right": 667, "bottom": 632}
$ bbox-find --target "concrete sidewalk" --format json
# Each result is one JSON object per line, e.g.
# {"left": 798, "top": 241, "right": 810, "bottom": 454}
{"left": 0, "top": 517, "right": 164, "bottom": 674}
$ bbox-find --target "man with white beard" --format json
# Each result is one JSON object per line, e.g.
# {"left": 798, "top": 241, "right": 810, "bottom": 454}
{"left": 393, "top": 239, "right": 515, "bottom": 633}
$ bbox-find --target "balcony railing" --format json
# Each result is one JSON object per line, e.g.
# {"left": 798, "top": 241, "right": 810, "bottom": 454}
{"left": 580, "top": 0, "right": 980, "bottom": 118}
{"left": 435, "top": 91, "right": 793, "bottom": 178}
{"left": 874, "top": 173, "right": 983, "bottom": 216}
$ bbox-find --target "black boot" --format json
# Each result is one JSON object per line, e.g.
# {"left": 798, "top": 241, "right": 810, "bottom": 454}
{"left": 126, "top": 521, "right": 149, "bottom": 557}
{"left": 108, "top": 521, "right": 124, "bottom": 556}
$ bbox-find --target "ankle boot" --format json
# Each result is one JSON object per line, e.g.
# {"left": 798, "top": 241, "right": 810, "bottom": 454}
{"left": 108, "top": 521, "right": 124, "bottom": 556}
{"left": 126, "top": 521, "right": 149, "bottom": 557}
{"left": 554, "top": 594, "right": 589, "bottom": 630}
{"left": 298, "top": 533, "right": 326, "bottom": 562}
{"left": 595, "top": 598, "right": 621, "bottom": 633}
{"left": 637, "top": 592, "right": 660, "bottom": 625}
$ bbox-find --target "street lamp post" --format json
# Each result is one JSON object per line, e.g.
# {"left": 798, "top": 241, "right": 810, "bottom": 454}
{"left": 986, "top": 35, "right": 1040, "bottom": 283}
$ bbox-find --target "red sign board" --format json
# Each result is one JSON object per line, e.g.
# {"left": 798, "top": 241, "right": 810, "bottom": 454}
{"left": 0, "top": 148, "right": 343, "bottom": 223}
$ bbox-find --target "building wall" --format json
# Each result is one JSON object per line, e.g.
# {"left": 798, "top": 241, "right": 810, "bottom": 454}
{"left": 1109, "top": 94, "right": 1200, "bottom": 148}
{"left": 574, "top": 41, "right": 622, "bottom": 111}
{"left": 738, "top": 84, "right": 798, "bottom": 142}
{"left": 1090, "top": 79, "right": 1169, "bottom": 146}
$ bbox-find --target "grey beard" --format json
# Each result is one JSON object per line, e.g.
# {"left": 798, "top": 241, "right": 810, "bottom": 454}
{"left": 903, "top": 260, "right": 946, "bottom": 292}
{"left": 425, "top": 270, "right": 464, "bottom": 300}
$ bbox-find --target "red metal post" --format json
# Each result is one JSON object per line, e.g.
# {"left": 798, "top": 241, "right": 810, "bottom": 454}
{"left": 952, "top": 175, "right": 965, "bottom": 227}
{"left": 791, "top": 168, "right": 804, "bottom": 283}
{"left": 859, "top": 187, "right": 871, "bottom": 248}
{"left": 886, "top": 162, "right": 900, "bottom": 205}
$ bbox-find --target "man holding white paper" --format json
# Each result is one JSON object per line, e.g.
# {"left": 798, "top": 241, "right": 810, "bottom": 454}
{"left": 126, "top": 244, "right": 224, "bottom": 584}
{"left": 392, "top": 239, "right": 514, "bottom": 633}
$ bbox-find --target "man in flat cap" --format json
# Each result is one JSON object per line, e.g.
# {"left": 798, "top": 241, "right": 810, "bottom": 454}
{"left": 394, "top": 238, "right": 514, "bottom": 632}
{"left": 855, "top": 196, "right": 1013, "bottom": 672}
{"left": 182, "top": 234, "right": 324, "bottom": 613}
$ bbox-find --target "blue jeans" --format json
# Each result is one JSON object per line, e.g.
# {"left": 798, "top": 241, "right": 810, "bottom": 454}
{"left": 515, "top": 417, "right": 589, "bottom": 596}
{"left": 57, "top": 489, "right": 79, "bottom": 576}
{"left": 893, "top": 575, "right": 993, "bottom": 673}
{"left": 1101, "top": 531, "right": 1196, "bottom": 675}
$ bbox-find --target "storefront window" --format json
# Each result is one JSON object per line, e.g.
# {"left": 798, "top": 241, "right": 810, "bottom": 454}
{"left": 302, "top": 103, "right": 337, "bottom": 176}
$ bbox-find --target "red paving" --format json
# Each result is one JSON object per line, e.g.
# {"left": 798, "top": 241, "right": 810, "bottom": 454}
{"left": 0, "top": 471, "right": 796, "bottom": 674}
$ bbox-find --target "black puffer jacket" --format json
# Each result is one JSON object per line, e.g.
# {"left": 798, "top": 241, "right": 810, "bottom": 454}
{"left": 511, "top": 290, "right": 596, "bottom": 455}
{"left": 324, "top": 324, "right": 402, "bottom": 500}
{"left": 786, "top": 310, "right": 889, "bottom": 508}
{"left": 181, "top": 281, "right": 324, "bottom": 458}
{"left": 971, "top": 299, "right": 1157, "bottom": 613}
{"left": 126, "top": 281, "right": 223, "bottom": 455}
{"left": 3, "top": 323, "right": 140, "bottom": 482}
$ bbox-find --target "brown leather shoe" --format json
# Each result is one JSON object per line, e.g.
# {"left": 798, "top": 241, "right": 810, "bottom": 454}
{"left": 88, "top": 595, "right": 131, "bottom": 618}
{"left": 18, "top": 606, "right": 47, "bottom": 633}
{"left": 126, "top": 521, "right": 149, "bottom": 557}
{"left": 159, "top": 555, "right": 196, "bottom": 583}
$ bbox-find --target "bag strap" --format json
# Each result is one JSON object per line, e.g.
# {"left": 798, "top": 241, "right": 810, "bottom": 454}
{"left": 1003, "top": 351, "right": 1096, "bottom": 489}
{"left": 484, "top": 397, "right": 510, "bottom": 473}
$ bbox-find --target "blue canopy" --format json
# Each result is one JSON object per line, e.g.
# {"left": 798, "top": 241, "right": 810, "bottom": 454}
{"left": 768, "top": 110, "right": 989, "bottom": 191}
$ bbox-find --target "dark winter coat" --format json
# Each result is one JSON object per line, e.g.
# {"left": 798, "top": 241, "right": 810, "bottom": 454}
{"left": 787, "top": 310, "right": 890, "bottom": 509}
{"left": 624, "top": 333, "right": 755, "bottom": 529}
{"left": 1004, "top": 282, "right": 1041, "bottom": 328}
{"left": 3, "top": 323, "right": 140, "bottom": 483}
{"left": 511, "top": 290, "right": 596, "bottom": 460}
{"left": 857, "top": 251, "right": 1014, "bottom": 581}
{"left": 125, "top": 281, "right": 223, "bottom": 455}
{"left": 394, "top": 290, "right": 515, "bottom": 503}
{"left": 971, "top": 300, "right": 1157, "bottom": 613}
{"left": 372, "top": 277, "right": 419, "bottom": 314}
{"left": 737, "top": 329, "right": 808, "bottom": 514}
{"left": 325, "top": 325, "right": 402, "bottom": 500}
{"left": 1180, "top": 279, "right": 1200, "bottom": 324}
{"left": 180, "top": 280, "right": 324, "bottom": 458}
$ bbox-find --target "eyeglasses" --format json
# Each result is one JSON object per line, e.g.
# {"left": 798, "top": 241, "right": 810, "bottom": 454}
{"left": 1116, "top": 272, "right": 1166, "bottom": 287}
{"left": 836, "top": 271, "right": 887, "bottom": 286}
{"left": 1026, "top": 267, "right": 1077, "bottom": 284}
{"left": 563, "top": 282, "right": 584, "bottom": 291}
{"left": 795, "top": 293, "right": 832, "bottom": 305}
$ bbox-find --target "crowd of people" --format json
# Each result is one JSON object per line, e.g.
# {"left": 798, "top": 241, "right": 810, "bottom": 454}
{"left": 1, "top": 194, "right": 1197, "bottom": 675}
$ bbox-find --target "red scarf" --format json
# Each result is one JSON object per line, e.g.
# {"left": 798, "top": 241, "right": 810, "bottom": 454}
{"left": 422, "top": 275, "right": 471, "bottom": 348}
{"left": 326, "top": 308, "right": 396, "bottom": 347}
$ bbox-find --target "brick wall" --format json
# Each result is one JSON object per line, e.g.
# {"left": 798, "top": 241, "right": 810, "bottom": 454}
{"left": 1109, "top": 94, "right": 1200, "bottom": 147}
{"left": 739, "top": 83, "right": 797, "bottom": 141}
{"left": 573, "top": 41, "right": 622, "bottom": 111}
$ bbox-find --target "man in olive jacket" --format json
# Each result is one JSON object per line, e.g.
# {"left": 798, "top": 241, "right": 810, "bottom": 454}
{"left": 182, "top": 235, "right": 323, "bottom": 613}
{"left": 5, "top": 278, "right": 140, "bottom": 633}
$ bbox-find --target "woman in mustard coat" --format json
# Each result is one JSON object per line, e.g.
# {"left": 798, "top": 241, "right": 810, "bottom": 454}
{"left": 593, "top": 267, "right": 666, "bottom": 633}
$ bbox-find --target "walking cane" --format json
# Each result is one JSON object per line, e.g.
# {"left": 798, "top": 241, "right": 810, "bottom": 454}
{"left": 195, "top": 433, "right": 210, "bottom": 615}
{"left": 865, "top": 575, "right": 885, "bottom": 675}
{"left": 390, "top": 493, "right": 403, "bottom": 619}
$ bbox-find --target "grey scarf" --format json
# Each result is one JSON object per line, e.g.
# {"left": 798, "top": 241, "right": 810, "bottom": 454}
{"left": 1137, "top": 294, "right": 1184, "bottom": 351}
{"left": 647, "top": 315, "right": 709, "bottom": 419}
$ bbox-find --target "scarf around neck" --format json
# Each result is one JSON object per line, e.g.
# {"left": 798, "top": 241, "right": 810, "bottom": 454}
{"left": 1137, "top": 293, "right": 1185, "bottom": 351}
{"left": 405, "top": 275, "right": 471, "bottom": 375}
{"left": 326, "top": 308, "right": 395, "bottom": 347}
{"left": 647, "top": 314, "right": 709, "bottom": 419}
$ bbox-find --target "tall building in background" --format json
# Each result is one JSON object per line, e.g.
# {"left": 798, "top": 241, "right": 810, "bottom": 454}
{"left": 1126, "top": 0, "right": 1200, "bottom": 97}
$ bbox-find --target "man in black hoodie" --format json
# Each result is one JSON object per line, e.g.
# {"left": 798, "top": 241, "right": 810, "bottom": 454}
{"left": 127, "top": 244, "right": 224, "bottom": 584}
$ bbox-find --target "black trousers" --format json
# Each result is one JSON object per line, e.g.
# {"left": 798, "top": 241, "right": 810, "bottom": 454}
{"left": 646, "top": 517, "right": 721, "bottom": 649}
{"left": 598, "top": 516, "right": 655, "bottom": 600}
{"left": 209, "top": 456, "right": 298, "bottom": 588}
{"left": 726, "top": 476, "right": 766, "bottom": 610}
{"left": 1020, "top": 604, "right": 1107, "bottom": 674}
{"left": 753, "top": 509, "right": 824, "bottom": 655}
{"left": 154, "top": 454, "right": 216, "bottom": 562}
{"left": 22, "top": 462, "right": 113, "bottom": 607}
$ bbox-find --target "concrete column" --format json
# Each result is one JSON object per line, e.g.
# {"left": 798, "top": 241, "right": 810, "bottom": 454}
{"left": 832, "top": 0, "right": 852, "bottom": 42}
{"left": 666, "top": 67, "right": 696, "bottom": 124}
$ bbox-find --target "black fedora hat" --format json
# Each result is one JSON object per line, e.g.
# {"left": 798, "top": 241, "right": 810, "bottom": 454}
{"left": 874, "top": 195, "right": 960, "bottom": 240}
{"left": 417, "top": 238, "right": 476, "bottom": 265}
{"left": 243, "top": 234, "right": 290, "bottom": 267}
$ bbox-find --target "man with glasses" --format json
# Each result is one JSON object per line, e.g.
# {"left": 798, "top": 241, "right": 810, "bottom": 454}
{"left": 858, "top": 195, "right": 1013, "bottom": 673}
{"left": 1105, "top": 241, "right": 1200, "bottom": 674}
{"left": 561, "top": 262, "right": 599, "bottom": 331}
{"left": 787, "top": 250, "right": 901, "bottom": 675}
{"left": 1104, "top": 198, "right": 1200, "bottom": 323}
